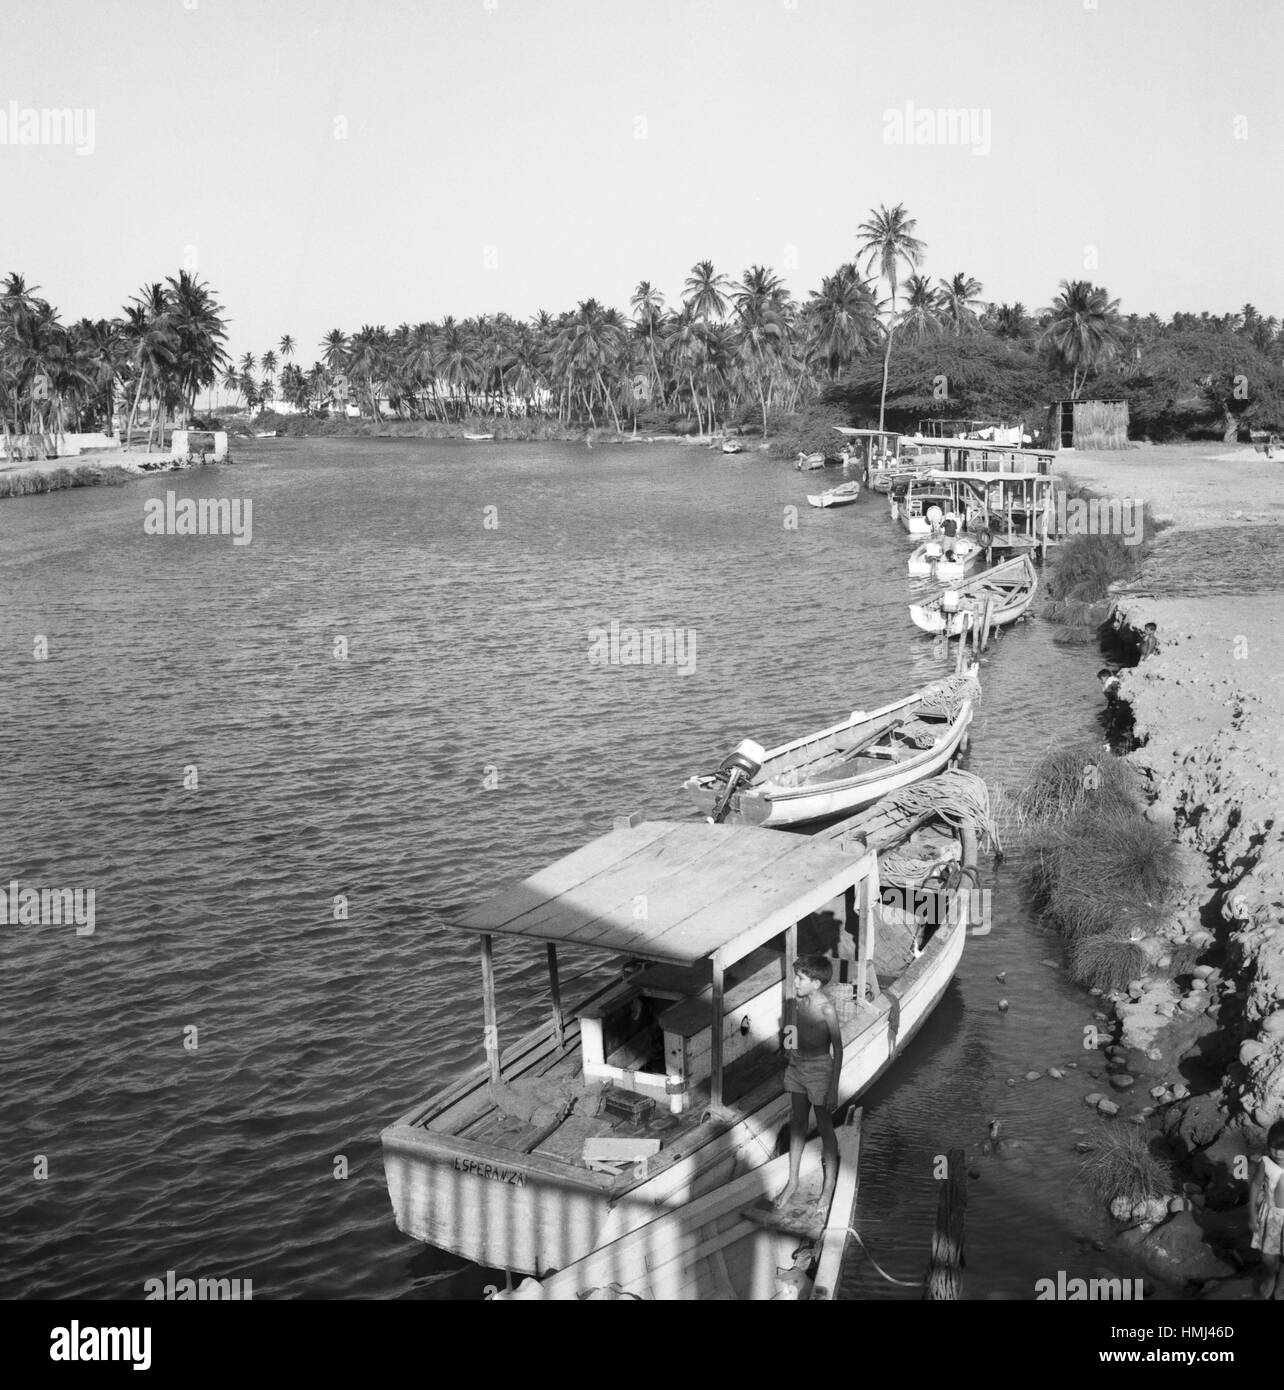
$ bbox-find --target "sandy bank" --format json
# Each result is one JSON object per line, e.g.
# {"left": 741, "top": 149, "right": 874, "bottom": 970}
{"left": 1059, "top": 441, "right": 1284, "bottom": 530}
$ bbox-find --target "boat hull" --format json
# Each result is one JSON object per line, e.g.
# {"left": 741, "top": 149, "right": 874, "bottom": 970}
{"left": 907, "top": 540, "right": 983, "bottom": 580}
{"left": 684, "top": 690, "right": 974, "bottom": 828}
{"left": 381, "top": 916, "right": 965, "bottom": 1276}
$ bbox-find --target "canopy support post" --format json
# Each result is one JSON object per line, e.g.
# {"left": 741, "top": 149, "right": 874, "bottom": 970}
{"left": 710, "top": 961, "right": 725, "bottom": 1111}
{"left": 856, "top": 873, "right": 877, "bottom": 1007}
{"left": 480, "top": 933, "right": 501, "bottom": 1084}
{"left": 546, "top": 942, "right": 565, "bottom": 1049}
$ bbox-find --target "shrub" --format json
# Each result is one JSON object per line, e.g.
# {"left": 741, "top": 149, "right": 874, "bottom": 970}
{"left": 1013, "top": 744, "right": 1140, "bottom": 827}
{"left": 1077, "top": 1125, "right": 1174, "bottom": 1208}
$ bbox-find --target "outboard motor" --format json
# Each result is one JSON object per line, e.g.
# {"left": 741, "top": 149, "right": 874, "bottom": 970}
{"left": 707, "top": 739, "right": 765, "bottom": 824}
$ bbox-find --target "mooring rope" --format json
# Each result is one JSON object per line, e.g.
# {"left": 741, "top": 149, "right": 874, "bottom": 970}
{"left": 869, "top": 767, "right": 1002, "bottom": 857}
{"left": 845, "top": 1227, "right": 923, "bottom": 1287}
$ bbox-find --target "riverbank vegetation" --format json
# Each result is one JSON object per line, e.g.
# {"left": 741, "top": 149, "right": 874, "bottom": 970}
{"left": 0, "top": 271, "right": 229, "bottom": 459}
{"left": 7, "top": 207, "right": 1282, "bottom": 464}
{"left": 1018, "top": 746, "right": 1180, "bottom": 992}
{"left": 0, "top": 462, "right": 131, "bottom": 497}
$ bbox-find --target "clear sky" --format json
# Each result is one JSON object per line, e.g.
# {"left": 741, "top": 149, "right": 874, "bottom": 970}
{"left": 5, "top": 0, "right": 1281, "bottom": 362}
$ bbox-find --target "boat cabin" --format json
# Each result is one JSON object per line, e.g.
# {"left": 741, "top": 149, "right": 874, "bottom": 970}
{"left": 923, "top": 470, "right": 1061, "bottom": 557}
{"left": 458, "top": 817, "right": 883, "bottom": 1118}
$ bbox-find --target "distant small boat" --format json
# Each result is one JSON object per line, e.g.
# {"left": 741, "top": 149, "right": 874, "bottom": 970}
{"left": 907, "top": 535, "right": 984, "bottom": 580}
{"left": 463, "top": 432, "right": 494, "bottom": 441}
{"left": 722, "top": 439, "right": 744, "bottom": 455}
{"left": 254, "top": 430, "right": 279, "bottom": 438}
{"left": 908, "top": 554, "right": 1038, "bottom": 636}
{"left": 795, "top": 451, "right": 825, "bottom": 471}
{"left": 807, "top": 479, "right": 862, "bottom": 509}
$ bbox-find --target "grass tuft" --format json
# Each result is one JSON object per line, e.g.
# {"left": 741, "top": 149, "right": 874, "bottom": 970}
{"left": 1078, "top": 1125, "right": 1174, "bottom": 1208}
{"left": 1069, "top": 934, "right": 1149, "bottom": 992}
{"left": 1013, "top": 745, "right": 1140, "bottom": 827}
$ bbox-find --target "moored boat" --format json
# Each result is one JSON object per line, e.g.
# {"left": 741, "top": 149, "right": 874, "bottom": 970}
{"left": 463, "top": 432, "right": 495, "bottom": 441}
{"left": 795, "top": 451, "right": 825, "bottom": 471}
{"left": 908, "top": 553, "right": 1038, "bottom": 637}
{"left": 908, "top": 534, "right": 984, "bottom": 580}
{"left": 807, "top": 479, "right": 862, "bottom": 509}
{"left": 682, "top": 669, "right": 980, "bottom": 827}
{"left": 722, "top": 439, "right": 744, "bottom": 454}
{"left": 493, "top": 1113, "right": 864, "bottom": 1300}
{"left": 380, "top": 817, "right": 972, "bottom": 1277}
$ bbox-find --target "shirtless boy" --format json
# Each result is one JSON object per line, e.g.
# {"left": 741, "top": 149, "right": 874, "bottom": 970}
{"left": 774, "top": 954, "right": 843, "bottom": 1211}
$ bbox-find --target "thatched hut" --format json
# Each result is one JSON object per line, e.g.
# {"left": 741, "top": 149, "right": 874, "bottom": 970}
{"left": 1047, "top": 399, "right": 1129, "bottom": 450}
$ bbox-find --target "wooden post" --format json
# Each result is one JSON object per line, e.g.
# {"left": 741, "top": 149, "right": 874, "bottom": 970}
{"left": 546, "top": 942, "right": 564, "bottom": 1050}
{"left": 710, "top": 960, "right": 725, "bottom": 1110}
{"left": 856, "top": 877, "right": 876, "bottom": 1006}
{"left": 784, "top": 921, "right": 798, "bottom": 1034}
{"left": 923, "top": 1147, "right": 968, "bottom": 1299}
{"left": 840, "top": 885, "right": 858, "bottom": 962}
{"left": 981, "top": 597, "right": 994, "bottom": 652}
{"left": 480, "top": 933, "right": 501, "bottom": 1084}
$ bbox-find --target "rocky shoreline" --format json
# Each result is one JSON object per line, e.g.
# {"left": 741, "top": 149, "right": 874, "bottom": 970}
{"left": 1055, "top": 445, "right": 1284, "bottom": 1297}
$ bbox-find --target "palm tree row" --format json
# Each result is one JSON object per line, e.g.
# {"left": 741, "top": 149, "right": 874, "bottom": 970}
{"left": 0, "top": 270, "right": 230, "bottom": 456}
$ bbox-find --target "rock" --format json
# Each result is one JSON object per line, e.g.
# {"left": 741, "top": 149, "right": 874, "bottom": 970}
{"left": 1240, "top": 1040, "right": 1264, "bottom": 1066}
{"left": 1157, "top": 955, "right": 1172, "bottom": 969}
{"left": 1147, "top": 1048, "right": 1164, "bottom": 1061}
{"left": 995, "top": 971, "right": 1006, "bottom": 983}
{"left": 1041, "top": 958, "right": 1059, "bottom": 968}
{"left": 1194, "top": 965, "right": 1216, "bottom": 981}
{"left": 998, "top": 999, "right": 1009, "bottom": 1012}
{"left": 1176, "top": 1094, "right": 1224, "bottom": 1153}
{"left": 1048, "top": 1067, "right": 1064, "bottom": 1079}
{"left": 1097, "top": 1098, "right": 1121, "bottom": 1117}
{"left": 1192, "top": 1130, "right": 1252, "bottom": 1209}
{"left": 1168, "top": 1195, "right": 1190, "bottom": 1214}
{"left": 1110, "top": 1073, "right": 1136, "bottom": 1091}
{"left": 1170, "top": 1082, "right": 1190, "bottom": 1100}
{"left": 1006, "top": 1077, "right": 1017, "bottom": 1087}
{"left": 1150, "top": 1085, "right": 1169, "bottom": 1100}
{"left": 1084, "top": 1092, "right": 1105, "bottom": 1108}
{"left": 1262, "top": 1010, "right": 1284, "bottom": 1039}
{"left": 1118, "top": 1211, "right": 1236, "bottom": 1283}
{"left": 1025, "top": 1071, "right": 1041, "bottom": 1081}
{"left": 1127, "top": 981, "right": 1144, "bottom": 1000}
{"left": 1109, "top": 1195, "right": 1133, "bottom": 1222}
{"left": 1180, "top": 995, "right": 1204, "bottom": 1013}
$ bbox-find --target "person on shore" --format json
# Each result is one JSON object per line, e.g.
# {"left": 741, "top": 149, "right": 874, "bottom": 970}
{"left": 1098, "top": 668, "right": 1121, "bottom": 707}
{"left": 1251, "top": 1120, "right": 1284, "bottom": 1299}
{"left": 1139, "top": 622, "right": 1160, "bottom": 659}
{"left": 774, "top": 954, "right": 842, "bottom": 1212}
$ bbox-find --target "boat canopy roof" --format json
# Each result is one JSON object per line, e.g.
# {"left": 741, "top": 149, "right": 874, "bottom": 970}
{"left": 832, "top": 427, "right": 898, "bottom": 439}
{"left": 908, "top": 436, "right": 1044, "bottom": 454}
{"left": 926, "top": 469, "right": 1054, "bottom": 485}
{"left": 457, "top": 820, "right": 876, "bottom": 970}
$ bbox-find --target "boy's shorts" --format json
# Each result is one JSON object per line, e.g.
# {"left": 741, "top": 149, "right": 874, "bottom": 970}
{"left": 783, "top": 1052, "right": 832, "bottom": 1106}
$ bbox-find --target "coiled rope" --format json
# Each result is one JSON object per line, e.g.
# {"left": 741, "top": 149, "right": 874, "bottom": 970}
{"left": 844, "top": 1227, "right": 923, "bottom": 1287}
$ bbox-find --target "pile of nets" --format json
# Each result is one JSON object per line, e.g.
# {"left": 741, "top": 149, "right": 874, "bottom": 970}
{"left": 871, "top": 768, "right": 1001, "bottom": 858}
{"left": 916, "top": 669, "right": 982, "bottom": 721}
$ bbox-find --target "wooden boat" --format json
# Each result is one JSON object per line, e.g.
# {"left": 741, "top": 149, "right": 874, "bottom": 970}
{"left": 463, "top": 432, "right": 495, "bottom": 441}
{"left": 795, "top": 451, "right": 825, "bottom": 471}
{"left": 909, "top": 554, "right": 1038, "bottom": 637}
{"left": 807, "top": 479, "right": 862, "bottom": 509}
{"left": 907, "top": 534, "right": 984, "bottom": 580}
{"left": 493, "top": 1113, "right": 863, "bottom": 1300}
{"left": 381, "top": 815, "right": 975, "bottom": 1277}
{"left": 722, "top": 439, "right": 744, "bottom": 455}
{"left": 892, "top": 476, "right": 967, "bottom": 536}
{"left": 682, "top": 669, "right": 979, "bottom": 828}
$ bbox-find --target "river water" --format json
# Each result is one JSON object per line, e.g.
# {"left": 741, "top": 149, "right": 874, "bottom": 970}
{"left": 0, "top": 438, "right": 1145, "bottom": 1300}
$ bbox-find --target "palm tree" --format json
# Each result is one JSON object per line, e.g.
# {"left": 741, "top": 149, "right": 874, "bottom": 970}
{"left": 898, "top": 274, "right": 943, "bottom": 343}
{"left": 124, "top": 283, "right": 179, "bottom": 450}
{"left": 991, "top": 302, "right": 1031, "bottom": 342}
{"left": 802, "top": 264, "right": 882, "bottom": 384}
{"left": 260, "top": 349, "right": 278, "bottom": 381}
{"left": 855, "top": 204, "right": 926, "bottom": 430}
{"left": 733, "top": 266, "right": 792, "bottom": 436}
{"left": 278, "top": 334, "right": 295, "bottom": 360}
{"left": 937, "top": 273, "right": 984, "bottom": 335}
{"left": 630, "top": 281, "right": 668, "bottom": 409}
{"left": 1039, "top": 280, "right": 1124, "bottom": 399}
{"left": 683, "top": 260, "right": 732, "bottom": 324}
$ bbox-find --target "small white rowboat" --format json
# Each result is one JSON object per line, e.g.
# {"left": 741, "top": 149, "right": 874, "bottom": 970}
{"left": 908, "top": 554, "right": 1038, "bottom": 637}
{"left": 682, "top": 670, "right": 979, "bottom": 828}
{"left": 807, "top": 480, "right": 862, "bottom": 509}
